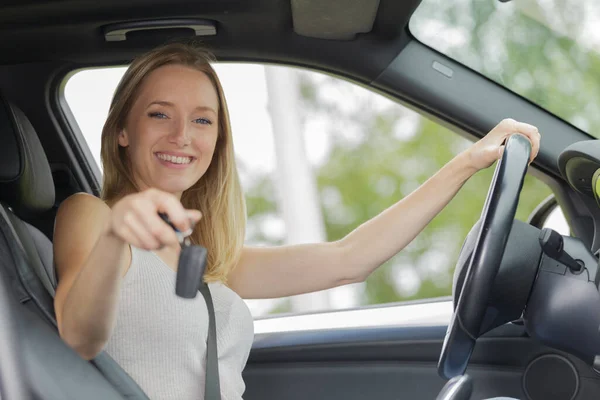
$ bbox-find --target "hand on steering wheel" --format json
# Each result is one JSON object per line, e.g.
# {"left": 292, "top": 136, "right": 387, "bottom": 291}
{"left": 438, "top": 134, "right": 532, "bottom": 379}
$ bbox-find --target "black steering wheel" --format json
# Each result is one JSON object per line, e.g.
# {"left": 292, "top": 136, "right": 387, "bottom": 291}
{"left": 438, "top": 134, "right": 532, "bottom": 380}
{"left": 0, "top": 266, "right": 29, "bottom": 399}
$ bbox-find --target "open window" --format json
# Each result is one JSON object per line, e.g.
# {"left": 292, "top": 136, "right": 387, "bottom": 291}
{"left": 62, "top": 62, "right": 555, "bottom": 320}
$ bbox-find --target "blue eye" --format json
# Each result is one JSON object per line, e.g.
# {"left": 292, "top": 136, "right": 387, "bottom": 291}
{"left": 149, "top": 112, "right": 168, "bottom": 119}
{"left": 194, "top": 118, "right": 213, "bottom": 125}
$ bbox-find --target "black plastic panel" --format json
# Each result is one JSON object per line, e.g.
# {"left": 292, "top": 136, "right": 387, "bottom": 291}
{"left": 245, "top": 324, "right": 600, "bottom": 400}
{"left": 373, "top": 40, "right": 588, "bottom": 176}
{"left": 245, "top": 363, "right": 526, "bottom": 400}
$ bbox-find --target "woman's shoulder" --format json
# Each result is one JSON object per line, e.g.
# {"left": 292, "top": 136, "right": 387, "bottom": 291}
{"left": 55, "top": 192, "right": 111, "bottom": 230}
{"left": 58, "top": 192, "right": 109, "bottom": 214}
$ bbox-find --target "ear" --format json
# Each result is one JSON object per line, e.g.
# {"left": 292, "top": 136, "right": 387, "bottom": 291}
{"left": 118, "top": 129, "right": 129, "bottom": 147}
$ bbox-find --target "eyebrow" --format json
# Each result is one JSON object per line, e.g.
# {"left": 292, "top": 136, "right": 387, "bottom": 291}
{"left": 147, "top": 100, "right": 217, "bottom": 115}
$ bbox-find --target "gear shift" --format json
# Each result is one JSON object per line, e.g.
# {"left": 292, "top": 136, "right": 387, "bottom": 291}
{"left": 436, "top": 375, "right": 472, "bottom": 400}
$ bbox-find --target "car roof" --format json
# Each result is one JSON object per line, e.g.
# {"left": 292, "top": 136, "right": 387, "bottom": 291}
{"left": 0, "top": 0, "right": 414, "bottom": 80}
{"left": 0, "top": 0, "right": 590, "bottom": 184}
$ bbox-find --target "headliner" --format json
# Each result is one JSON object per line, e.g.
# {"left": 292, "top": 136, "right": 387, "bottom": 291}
{"left": 0, "top": 0, "right": 419, "bottom": 82}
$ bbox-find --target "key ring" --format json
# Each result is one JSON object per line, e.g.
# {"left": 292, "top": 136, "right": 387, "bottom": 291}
{"left": 159, "top": 212, "right": 194, "bottom": 247}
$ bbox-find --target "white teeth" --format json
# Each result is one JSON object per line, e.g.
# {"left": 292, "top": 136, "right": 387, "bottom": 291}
{"left": 157, "top": 153, "right": 192, "bottom": 164}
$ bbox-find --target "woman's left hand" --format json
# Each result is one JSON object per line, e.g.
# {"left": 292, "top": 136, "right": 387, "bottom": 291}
{"left": 466, "top": 118, "right": 541, "bottom": 172}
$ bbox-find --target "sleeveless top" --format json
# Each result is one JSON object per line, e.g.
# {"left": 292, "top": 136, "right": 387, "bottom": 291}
{"left": 103, "top": 246, "right": 255, "bottom": 400}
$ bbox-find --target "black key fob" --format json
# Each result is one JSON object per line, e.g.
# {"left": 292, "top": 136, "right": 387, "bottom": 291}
{"left": 176, "top": 245, "right": 208, "bottom": 298}
{"left": 158, "top": 212, "right": 208, "bottom": 299}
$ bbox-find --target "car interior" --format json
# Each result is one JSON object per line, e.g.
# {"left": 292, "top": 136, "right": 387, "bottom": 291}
{"left": 0, "top": 0, "right": 600, "bottom": 399}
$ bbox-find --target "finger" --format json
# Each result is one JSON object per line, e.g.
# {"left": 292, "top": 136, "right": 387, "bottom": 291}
{"left": 123, "top": 211, "right": 161, "bottom": 250}
{"left": 514, "top": 121, "right": 539, "bottom": 136}
{"left": 517, "top": 131, "right": 539, "bottom": 163}
{"left": 510, "top": 121, "right": 540, "bottom": 162}
{"left": 121, "top": 224, "right": 157, "bottom": 250}
{"left": 130, "top": 197, "right": 180, "bottom": 245}
{"left": 495, "top": 118, "right": 518, "bottom": 136}
{"left": 530, "top": 136, "right": 540, "bottom": 163}
{"left": 139, "top": 211, "right": 180, "bottom": 247}
{"left": 147, "top": 190, "right": 191, "bottom": 232}
{"left": 186, "top": 210, "right": 202, "bottom": 226}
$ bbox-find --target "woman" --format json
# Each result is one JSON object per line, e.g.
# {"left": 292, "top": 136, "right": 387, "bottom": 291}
{"left": 53, "top": 43, "right": 541, "bottom": 400}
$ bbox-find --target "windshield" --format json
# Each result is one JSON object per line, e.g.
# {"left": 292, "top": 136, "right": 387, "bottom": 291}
{"left": 410, "top": 0, "right": 600, "bottom": 137}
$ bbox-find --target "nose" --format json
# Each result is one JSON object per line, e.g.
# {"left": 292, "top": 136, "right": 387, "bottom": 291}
{"left": 168, "top": 120, "right": 192, "bottom": 147}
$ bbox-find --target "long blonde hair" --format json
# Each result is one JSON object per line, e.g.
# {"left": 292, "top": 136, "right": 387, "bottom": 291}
{"left": 100, "top": 42, "right": 246, "bottom": 283}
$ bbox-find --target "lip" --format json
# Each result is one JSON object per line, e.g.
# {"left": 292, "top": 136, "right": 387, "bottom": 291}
{"left": 154, "top": 152, "right": 197, "bottom": 169}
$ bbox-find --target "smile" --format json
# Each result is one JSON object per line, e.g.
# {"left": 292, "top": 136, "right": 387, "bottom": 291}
{"left": 155, "top": 152, "right": 195, "bottom": 165}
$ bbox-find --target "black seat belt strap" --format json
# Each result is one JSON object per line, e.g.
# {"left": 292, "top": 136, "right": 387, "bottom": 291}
{"left": 199, "top": 283, "right": 221, "bottom": 400}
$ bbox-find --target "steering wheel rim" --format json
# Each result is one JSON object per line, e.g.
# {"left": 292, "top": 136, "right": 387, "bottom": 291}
{"left": 438, "top": 134, "right": 532, "bottom": 380}
{"left": 0, "top": 265, "right": 29, "bottom": 399}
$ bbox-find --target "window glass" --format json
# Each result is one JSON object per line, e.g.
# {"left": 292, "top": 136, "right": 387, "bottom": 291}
{"left": 410, "top": 0, "right": 600, "bottom": 137}
{"left": 63, "top": 63, "right": 552, "bottom": 317}
{"left": 542, "top": 205, "right": 570, "bottom": 236}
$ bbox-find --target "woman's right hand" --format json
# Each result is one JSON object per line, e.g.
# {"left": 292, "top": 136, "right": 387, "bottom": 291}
{"left": 106, "top": 188, "right": 202, "bottom": 250}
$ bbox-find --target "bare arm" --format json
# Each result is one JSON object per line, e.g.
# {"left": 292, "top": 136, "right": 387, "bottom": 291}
{"left": 54, "top": 193, "right": 130, "bottom": 360}
{"left": 229, "top": 151, "right": 474, "bottom": 299}
{"left": 229, "top": 120, "right": 541, "bottom": 299}
{"left": 54, "top": 189, "right": 199, "bottom": 360}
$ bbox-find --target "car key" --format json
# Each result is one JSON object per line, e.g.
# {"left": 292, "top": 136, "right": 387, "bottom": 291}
{"left": 159, "top": 212, "right": 208, "bottom": 299}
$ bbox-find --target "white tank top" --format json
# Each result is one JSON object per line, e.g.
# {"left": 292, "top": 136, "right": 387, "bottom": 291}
{"left": 103, "top": 245, "right": 254, "bottom": 400}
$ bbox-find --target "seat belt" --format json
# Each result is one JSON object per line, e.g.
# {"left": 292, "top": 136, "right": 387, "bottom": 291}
{"left": 159, "top": 211, "right": 221, "bottom": 400}
{"left": 199, "top": 284, "right": 221, "bottom": 400}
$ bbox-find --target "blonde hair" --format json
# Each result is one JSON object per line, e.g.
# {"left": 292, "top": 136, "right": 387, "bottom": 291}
{"left": 100, "top": 42, "right": 246, "bottom": 283}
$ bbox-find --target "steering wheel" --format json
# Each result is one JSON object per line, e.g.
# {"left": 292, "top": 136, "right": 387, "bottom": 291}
{"left": 0, "top": 266, "right": 29, "bottom": 399}
{"left": 438, "top": 134, "right": 532, "bottom": 380}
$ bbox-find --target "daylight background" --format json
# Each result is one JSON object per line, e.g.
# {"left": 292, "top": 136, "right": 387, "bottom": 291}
{"left": 64, "top": 0, "right": 583, "bottom": 318}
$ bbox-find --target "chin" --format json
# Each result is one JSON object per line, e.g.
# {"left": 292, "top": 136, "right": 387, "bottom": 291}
{"left": 155, "top": 179, "right": 197, "bottom": 195}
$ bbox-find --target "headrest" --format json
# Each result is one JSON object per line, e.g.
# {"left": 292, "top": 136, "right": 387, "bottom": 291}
{"left": 0, "top": 98, "right": 55, "bottom": 218}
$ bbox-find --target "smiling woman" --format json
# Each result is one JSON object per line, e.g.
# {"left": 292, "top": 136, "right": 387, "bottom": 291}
{"left": 54, "top": 43, "right": 251, "bottom": 400}
{"left": 111, "top": 65, "right": 220, "bottom": 197}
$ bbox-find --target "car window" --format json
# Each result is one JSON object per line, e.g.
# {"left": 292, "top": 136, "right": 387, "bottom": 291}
{"left": 542, "top": 205, "right": 570, "bottom": 236}
{"left": 63, "top": 63, "right": 552, "bottom": 318}
{"left": 409, "top": 0, "right": 600, "bottom": 137}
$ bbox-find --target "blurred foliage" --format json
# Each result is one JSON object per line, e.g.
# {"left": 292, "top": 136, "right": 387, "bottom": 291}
{"left": 242, "top": 0, "right": 595, "bottom": 309}
{"left": 411, "top": 0, "right": 600, "bottom": 136}
{"left": 297, "top": 76, "right": 551, "bottom": 304}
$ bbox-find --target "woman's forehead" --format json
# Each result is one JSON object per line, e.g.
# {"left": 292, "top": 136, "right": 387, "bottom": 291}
{"left": 136, "top": 64, "right": 220, "bottom": 111}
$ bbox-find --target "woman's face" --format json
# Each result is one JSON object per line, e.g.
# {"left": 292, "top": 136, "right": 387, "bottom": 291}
{"left": 119, "top": 64, "right": 220, "bottom": 198}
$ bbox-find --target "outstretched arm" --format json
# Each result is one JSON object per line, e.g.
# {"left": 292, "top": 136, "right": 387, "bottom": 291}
{"left": 228, "top": 119, "right": 541, "bottom": 299}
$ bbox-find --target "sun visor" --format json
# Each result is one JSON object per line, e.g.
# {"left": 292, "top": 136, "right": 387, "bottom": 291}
{"left": 291, "top": 0, "right": 380, "bottom": 40}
